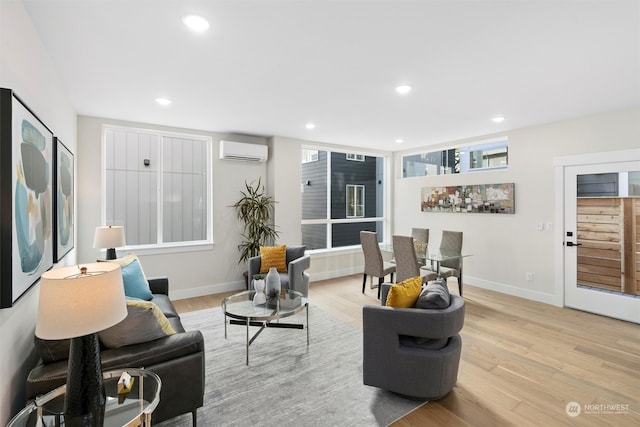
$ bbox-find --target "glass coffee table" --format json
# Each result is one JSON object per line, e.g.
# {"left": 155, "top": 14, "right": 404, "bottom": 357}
{"left": 8, "top": 368, "right": 161, "bottom": 427}
{"left": 222, "top": 289, "right": 309, "bottom": 365}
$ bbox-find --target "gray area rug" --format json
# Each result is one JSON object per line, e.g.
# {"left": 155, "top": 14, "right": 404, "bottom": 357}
{"left": 157, "top": 305, "right": 425, "bottom": 426}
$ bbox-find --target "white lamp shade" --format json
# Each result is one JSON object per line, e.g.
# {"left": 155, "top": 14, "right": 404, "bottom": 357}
{"left": 93, "top": 226, "right": 126, "bottom": 249}
{"left": 35, "top": 263, "right": 127, "bottom": 340}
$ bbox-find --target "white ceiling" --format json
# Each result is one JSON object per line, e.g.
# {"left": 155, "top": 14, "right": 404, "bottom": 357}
{"left": 22, "top": 0, "right": 640, "bottom": 152}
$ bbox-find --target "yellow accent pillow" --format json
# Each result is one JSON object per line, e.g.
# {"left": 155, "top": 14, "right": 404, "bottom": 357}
{"left": 260, "top": 244, "right": 287, "bottom": 273}
{"left": 385, "top": 276, "right": 423, "bottom": 308}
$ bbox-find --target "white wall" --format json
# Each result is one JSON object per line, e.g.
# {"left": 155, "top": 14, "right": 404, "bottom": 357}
{"left": 0, "top": 1, "right": 78, "bottom": 423}
{"left": 393, "top": 107, "right": 640, "bottom": 305}
{"left": 76, "top": 116, "right": 270, "bottom": 298}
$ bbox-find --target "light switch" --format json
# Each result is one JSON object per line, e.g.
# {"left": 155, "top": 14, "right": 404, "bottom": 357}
{"left": 536, "top": 222, "right": 544, "bottom": 231}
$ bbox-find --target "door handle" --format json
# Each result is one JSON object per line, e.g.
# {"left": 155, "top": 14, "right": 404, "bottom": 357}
{"left": 565, "top": 241, "right": 582, "bottom": 247}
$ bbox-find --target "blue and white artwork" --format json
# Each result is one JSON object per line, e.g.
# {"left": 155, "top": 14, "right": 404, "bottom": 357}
{"left": 10, "top": 95, "right": 53, "bottom": 305}
{"left": 55, "top": 138, "right": 74, "bottom": 260}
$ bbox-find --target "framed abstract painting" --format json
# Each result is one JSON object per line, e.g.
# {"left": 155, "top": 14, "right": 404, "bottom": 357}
{"left": 0, "top": 88, "right": 54, "bottom": 308}
{"left": 53, "top": 137, "right": 74, "bottom": 261}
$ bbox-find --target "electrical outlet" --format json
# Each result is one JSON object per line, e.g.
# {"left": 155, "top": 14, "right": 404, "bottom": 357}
{"left": 536, "top": 222, "right": 544, "bottom": 231}
{"left": 545, "top": 222, "right": 553, "bottom": 231}
{"left": 526, "top": 272, "right": 534, "bottom": 281}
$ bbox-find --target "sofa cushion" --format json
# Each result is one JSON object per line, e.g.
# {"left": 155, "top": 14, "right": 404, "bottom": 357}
{"left": 98, "top": 300, "right": 176, "bottom": 348}
{"left": 385, "top": 276, "right": 422, "bottom": 308}
{"left": 259, "top": 244, "right": 287, "bottom": 273}
{"left": 99, "top": 253, "right": 153, "bottom": 300}
{"left": 416, "top": 279, "right": 450, "bottom": 309}
{"left": 151, "top": 294, "right": 179, "bottom": 318}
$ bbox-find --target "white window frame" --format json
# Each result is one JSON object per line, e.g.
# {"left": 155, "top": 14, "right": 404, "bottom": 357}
{"left": 346, "top": 184, "right": 365, "bottom": 218}
{"left": 101, "top": 125, "right": 213, "bottom": 255}
{"left": 346, "top": 153, "right": 365, "bottom": 161}
{"left": 302, "top": 149, "right": 319, "bottom": 163}
{"left": 301, "top": 145, "right": 390, "bottom": 251}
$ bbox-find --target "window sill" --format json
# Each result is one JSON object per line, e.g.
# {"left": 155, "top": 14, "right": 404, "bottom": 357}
{"left": 105, "top": 241, "right": 215, "bottom": 257}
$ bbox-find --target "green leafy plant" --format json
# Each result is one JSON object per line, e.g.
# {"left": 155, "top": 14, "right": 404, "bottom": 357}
{"left": 231, "top": 178, "right": 280, "bottom": 265}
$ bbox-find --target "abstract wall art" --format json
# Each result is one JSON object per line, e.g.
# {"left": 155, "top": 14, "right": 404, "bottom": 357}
{"left": 0, "top": 88, "right": 54, "bottom": 308}
{"left": 421, "top": 183, "right": 515, "bottom": 214}
{"left": 54, "top": 137, "right": 74, "bottom": 261}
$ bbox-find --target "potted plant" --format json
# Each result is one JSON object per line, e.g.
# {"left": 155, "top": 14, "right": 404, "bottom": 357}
{"left": 232, "top": 178, "right": 280, "bottom": 267}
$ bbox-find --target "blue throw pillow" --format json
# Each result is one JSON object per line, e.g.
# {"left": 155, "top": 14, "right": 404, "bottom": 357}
{"left": 121, "top": 259, "right": 153, "bottom": 300}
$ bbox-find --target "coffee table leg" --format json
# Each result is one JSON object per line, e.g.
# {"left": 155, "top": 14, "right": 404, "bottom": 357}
{"left": 246, "top": 318, "right": 250, "bottom": 365}
{"left": 306, "top": 303, "right": 309, "bottom": 346}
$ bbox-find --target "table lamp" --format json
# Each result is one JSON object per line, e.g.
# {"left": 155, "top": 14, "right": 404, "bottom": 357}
{"left": 36, "top": 262, "right": 127, "bottom": 426}
{"left": 93, "top": 225, "right": 126, "bottom": 260}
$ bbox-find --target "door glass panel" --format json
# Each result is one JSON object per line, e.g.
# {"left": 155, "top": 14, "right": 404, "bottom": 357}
{"left": 576, "top": 172, "right": 640, "bottom": 297}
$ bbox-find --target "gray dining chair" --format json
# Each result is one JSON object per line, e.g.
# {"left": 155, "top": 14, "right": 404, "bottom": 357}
{"left": 437, "top": 230, "right": 464, "bottom": 296}
{"left": 360, "top": 231, "right": 396, "bottom": 299}
{"left": 392, "top": 235, "right": 438, "bottom": 284}
{"left": 411, "top": 227, "right": 429, "bottom": 244}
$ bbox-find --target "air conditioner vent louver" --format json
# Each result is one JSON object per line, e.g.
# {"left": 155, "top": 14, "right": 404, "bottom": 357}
{"left": 219, "top": 140, "right": 268, "bottom": 162}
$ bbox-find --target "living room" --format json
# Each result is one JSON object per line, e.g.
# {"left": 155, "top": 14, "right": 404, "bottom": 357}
{"left": 1, "top": 1, "right": 639, "bottom": 425}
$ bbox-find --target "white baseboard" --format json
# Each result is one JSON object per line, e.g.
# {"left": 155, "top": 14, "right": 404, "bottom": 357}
{"left": 169, "top": 281, "right": 245, "bottom": 300}
{"left": 465, "top": 276, "right": 560, "bottom": 306}
{"left": 308, "top": 266, "right": 362, "bottom": 282}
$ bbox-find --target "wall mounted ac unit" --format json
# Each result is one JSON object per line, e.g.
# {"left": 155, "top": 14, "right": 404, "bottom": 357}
{"left": 219, "top": 140, "right": 268, "bottom": 162}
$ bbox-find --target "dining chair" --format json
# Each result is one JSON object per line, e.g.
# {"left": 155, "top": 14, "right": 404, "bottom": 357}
{"left": 360, "top": 231, "right": 396, "bottom": 299}
{"left": 411, "top": 227, "right": 429, "bottom": 244}
{"left": 438, "top": 230, "right": 464, "bottom": 296}
{"left": 392, "top": 235, "right": 438, "bottom": 283}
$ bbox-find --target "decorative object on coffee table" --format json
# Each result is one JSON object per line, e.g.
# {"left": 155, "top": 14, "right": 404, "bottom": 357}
{"left": 265, "top": 267, "right": 281, "bottom": 302}
{"left": 35, "top": 263, "right": 127, "bottom": 426}
{"left": 252, "top": 275, "right": 266, "bottom": 305}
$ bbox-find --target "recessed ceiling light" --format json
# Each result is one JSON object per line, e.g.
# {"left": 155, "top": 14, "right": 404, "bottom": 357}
{"left": 182, "top": 14, "right": 210, "bottom": 32}
{"left": 492, "top": 116, "right": 505, "bottom": 123}
{"left": 155, "top": 98, "right": 172, "bottom": 106}
{"left": 395, "top": 85, "right": 412, "bottom": 95}
{"left": 395, "top": 139, "right": 404, "bottom": 144}
{"left": 305, "top": 123, "right": 316, "bottom": 130}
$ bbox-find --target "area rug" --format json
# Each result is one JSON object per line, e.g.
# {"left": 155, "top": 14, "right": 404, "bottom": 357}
{"left": 157, "top": 305, "right": 425, "bottom": 426}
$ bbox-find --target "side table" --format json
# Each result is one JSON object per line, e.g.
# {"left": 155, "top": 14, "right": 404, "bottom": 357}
{"left": 8, "top": 368, "right": 161, "bottom": 427}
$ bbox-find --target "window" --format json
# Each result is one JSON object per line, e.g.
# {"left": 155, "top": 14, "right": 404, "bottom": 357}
{"left": 346, "top": 153, "right": 365, "bottom": 161}
{"left": 302, "top": 149, "right": 318, "bottom": 163}
{"left": 346, "top": 185, "right": 365, "bottom": 217}
{"left": 301, "top": 148, "right": 386, "bottom": 250}
{"left": 402, "top": 138, "right": 508, "bottom": 178}
{"left": 102, "top": 126, "right": 211, "bottom": 249}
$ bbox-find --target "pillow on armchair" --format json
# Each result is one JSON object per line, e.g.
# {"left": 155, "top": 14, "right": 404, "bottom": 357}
{"left": 415, "top": 279, "right": 451, "bottom": 309}
{"left": 259, "top": 244, "right": 287, "bottom": 273}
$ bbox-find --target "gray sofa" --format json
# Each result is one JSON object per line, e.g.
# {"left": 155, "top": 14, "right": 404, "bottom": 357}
{"left": 26, "top": 277, "right": 205, "bottom": 426}
{"left": 363, "top": 283, "right": 465, "bottom": 400}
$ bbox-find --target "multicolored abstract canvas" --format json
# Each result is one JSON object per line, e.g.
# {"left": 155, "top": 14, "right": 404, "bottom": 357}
{"left": 421, "top": 183, "right": 515, "bottom": 214}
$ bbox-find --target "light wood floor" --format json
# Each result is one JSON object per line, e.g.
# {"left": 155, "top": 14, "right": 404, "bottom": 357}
{"left": 173, "top": 275, "right": 640, "bottom": 426}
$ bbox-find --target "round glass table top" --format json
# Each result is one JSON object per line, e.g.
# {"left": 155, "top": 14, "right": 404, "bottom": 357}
{"left": 8, "top": 368, "right": 161, "bottom": 427}
{"left": 222, "top": 289, "right": 307, "bottom": 322}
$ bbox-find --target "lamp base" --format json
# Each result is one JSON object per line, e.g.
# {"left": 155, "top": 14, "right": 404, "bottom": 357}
{"left": 105, "top": 248, "right": 117, "bottom": 260}
{"left": 64, "top": 334, "right": 105, "bottom": 427}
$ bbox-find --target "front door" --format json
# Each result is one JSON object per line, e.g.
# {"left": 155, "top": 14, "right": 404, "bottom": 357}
{"left": 563, "top": 162, "right": 640, "bottom": 323}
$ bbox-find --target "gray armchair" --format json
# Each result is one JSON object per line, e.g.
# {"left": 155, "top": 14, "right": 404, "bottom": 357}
{"left": 248, "top": 245, "right": 311, "bottom": 297}
{"left": 363, "top": 284, "right": 465, "bottom": 400}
